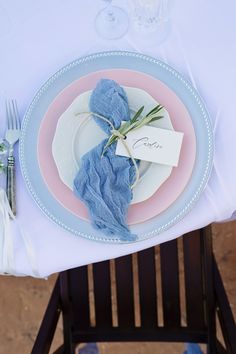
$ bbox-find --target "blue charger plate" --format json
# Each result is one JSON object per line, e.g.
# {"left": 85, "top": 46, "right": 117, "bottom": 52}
{"left": 19, "top": 51, "right": 214, "bottom": 243}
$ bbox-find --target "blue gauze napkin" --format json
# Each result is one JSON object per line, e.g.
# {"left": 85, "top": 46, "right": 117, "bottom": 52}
{"left": 73, "top": 79, "right": 137, "bottom": 241}
{"left": 78, "top": 343, "right": 99, "bottom": 354}
{"left": 183, "top": 343, "right": 203, "bottom": 354}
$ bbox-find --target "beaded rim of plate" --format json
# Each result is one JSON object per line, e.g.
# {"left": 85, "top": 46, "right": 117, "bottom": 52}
{"left": 19, "top": 51, "right": 214, "bottom": 243}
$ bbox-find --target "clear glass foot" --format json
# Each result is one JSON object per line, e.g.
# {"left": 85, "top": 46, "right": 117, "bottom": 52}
{"left": 95, "top": 4, "right": 129, "bottom": 40}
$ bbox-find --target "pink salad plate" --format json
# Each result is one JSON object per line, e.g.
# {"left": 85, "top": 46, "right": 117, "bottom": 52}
{"left": 37, "top": 68, "right": 196, "bottom": 225}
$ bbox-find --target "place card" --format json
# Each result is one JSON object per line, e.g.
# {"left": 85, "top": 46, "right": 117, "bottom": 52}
{"left": 116, "top": 124, "right": 184, "bottom": 167}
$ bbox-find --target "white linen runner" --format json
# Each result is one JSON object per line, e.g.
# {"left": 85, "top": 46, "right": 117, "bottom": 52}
{"left": 0, "top": 188, "right": 40, "bottom": 277}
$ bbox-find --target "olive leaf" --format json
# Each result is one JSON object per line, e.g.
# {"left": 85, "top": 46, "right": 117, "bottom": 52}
{"left": 0, "top": 160, "right": 6, "bottom": 174}
{"left": 0, "top": 142, "right": 7, "bottom": 154}
{"left": 102, "top": 104, "right": 164, "bottom": 155}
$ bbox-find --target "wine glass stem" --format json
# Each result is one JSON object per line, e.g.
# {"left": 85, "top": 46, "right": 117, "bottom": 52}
{"left": 104, "top": 2, "right": 117, "bottom": 24}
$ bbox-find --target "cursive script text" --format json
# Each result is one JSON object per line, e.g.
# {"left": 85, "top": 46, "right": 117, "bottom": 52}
{"left": 132, "top": 137, "right": 163, "bottom": 150}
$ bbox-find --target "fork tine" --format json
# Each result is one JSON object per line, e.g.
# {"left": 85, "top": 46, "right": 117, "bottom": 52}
{"left": 9, "top": 100, "right": 15, "bottom": 129}
{"left": 11, "top": 99, "right": 17, "bottom": 129}
{"left": 5, "top": 100, "right": 11, "bottom": 129}
{"left": 12, "top": 99, "right": 21, "bottom": 129}
{"left": 15, "top": 100, "right": 21, "bottom": 129}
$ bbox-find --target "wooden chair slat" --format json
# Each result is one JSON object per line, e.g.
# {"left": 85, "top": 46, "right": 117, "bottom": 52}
{"left": 93, "top": 261, "right": 112, "bottom": 328}
{"left": 31, "top": 278, "right": 61, "bottom": 354}
{"left": 32, "top": 225, "right": 236, "bottom": 354}
{"left": 183, "top": 231, "right": 205, "bottom": 329}
{"left": 160, "top": 239, "right": 181, "bottom": 327}
{"left": 68, "top": 267, "right": 90, "bottom": 329}
{"left": 137, "top": 247, "right": 158, "bottom": 328}
{"left": 115, "top": 255, "right": 135, "bottom": 328}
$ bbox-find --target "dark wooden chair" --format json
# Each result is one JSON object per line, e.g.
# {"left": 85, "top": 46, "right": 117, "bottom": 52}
{"left": 31, "top": 226, "right": 236, "bottom": 354}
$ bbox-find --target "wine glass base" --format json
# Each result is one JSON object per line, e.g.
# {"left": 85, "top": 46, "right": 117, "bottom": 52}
{"left": 95, "top": 6, "right": 129, "bottom": 40}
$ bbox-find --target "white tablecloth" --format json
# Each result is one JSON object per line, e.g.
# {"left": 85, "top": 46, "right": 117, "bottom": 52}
{"left": 0, "top": 0, "right": 235, "bottom": 277}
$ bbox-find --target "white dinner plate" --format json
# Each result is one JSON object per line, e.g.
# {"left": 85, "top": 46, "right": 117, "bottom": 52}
{"left": 52, "top": 86, "right": 173, "bottom": 204}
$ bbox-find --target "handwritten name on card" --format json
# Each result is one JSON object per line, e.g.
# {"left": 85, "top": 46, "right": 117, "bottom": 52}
{"left": 116, "top": 124, "right": 184, "bottom": 167}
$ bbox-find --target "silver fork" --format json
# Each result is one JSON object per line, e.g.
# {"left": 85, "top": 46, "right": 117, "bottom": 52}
{"left": 5, "top": 100, "right": 21, "bottom": 215}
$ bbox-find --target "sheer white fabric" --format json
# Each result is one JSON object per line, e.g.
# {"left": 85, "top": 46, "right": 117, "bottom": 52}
{"left": 0, "top": 0, "right": 235, "bottom": 277}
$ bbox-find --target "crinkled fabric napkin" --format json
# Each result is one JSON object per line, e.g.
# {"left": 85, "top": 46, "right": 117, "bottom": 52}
{"left": 73, "top": 79, "right": 137, "bottom": 241}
